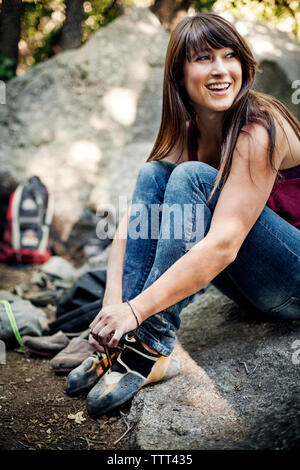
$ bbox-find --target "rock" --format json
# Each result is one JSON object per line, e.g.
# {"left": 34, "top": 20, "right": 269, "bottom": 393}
{"left": 0, "top": 7, "right": 168, "bottom": 238}
{"left": 1, "top": 7, "right": 299, "bottom": 237}
{"left": 223, "top": 11, "right": 300, "bottom": 119}
{"left": 127, "top": 285, "right": 300, "bottom": 449}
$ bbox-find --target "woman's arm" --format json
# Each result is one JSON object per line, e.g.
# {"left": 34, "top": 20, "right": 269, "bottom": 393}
{"left": 90, "top": 123, "right": 287, "bottom": 347}
{"left": 102, "top": 204, "right": 131, "bottom": 306}
{"left": 88, "top": 204, "right": 131, "bottom": 352}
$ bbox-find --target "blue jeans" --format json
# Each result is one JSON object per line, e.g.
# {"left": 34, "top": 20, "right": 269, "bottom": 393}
{"left": 122, "top": 161, "right": 300, "bottom": 356}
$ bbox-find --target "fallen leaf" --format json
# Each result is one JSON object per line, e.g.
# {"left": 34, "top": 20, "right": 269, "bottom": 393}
{"left": 67, "top": 411, "right": 86, "bottom": 424}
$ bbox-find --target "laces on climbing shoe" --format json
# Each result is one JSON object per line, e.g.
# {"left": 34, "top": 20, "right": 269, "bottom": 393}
{"left": 89, "top": 344, "right": 124, "bottom": 374}
{"left": 90, "top": 351, "right": 105, "bottom": 361}
{"left": 103, "top": 344, "right": 124, "bottom": 374}
{"left": 104, "top": 344, "right": 113, "bottom": 369}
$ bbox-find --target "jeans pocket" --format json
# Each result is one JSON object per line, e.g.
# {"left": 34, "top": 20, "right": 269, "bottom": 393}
{"left": 268, "top": 297, "right": 300, "bottom": 320}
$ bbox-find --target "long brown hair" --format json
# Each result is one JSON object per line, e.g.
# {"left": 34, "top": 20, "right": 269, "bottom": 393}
{"left": 146, "top": 12, "right": 300, "bottom": 199}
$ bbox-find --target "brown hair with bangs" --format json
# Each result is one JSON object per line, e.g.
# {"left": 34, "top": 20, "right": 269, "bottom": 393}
{"left": 146, "top": 12, "right": 300, "bottom": 200}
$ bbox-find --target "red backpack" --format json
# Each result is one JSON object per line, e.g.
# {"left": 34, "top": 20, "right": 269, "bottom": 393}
{"left": 0, "top": 176, "right": 54, "bottom": 264}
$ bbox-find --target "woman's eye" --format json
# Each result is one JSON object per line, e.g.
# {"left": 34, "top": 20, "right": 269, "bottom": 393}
{"left": 197, "top": 55, "right": 209, "bottom": 61}
{"left": 226, "top": 52, "right": 236, "bottom": 58}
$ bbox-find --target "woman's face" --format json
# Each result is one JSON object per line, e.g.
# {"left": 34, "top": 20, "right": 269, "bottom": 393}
{"left": 182, "top": 46, "right": 242, "bottom": 115}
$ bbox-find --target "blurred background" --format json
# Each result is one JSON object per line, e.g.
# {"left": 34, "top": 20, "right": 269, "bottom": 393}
{"left": 0, "top": 0, "right": 299, "bottom": 82}
{"left": 0, "top": 1, "right": 299, "bottom": 254}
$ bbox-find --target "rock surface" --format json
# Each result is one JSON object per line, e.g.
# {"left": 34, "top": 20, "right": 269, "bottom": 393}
{"left": 128, "top": 285, "right": 300, "bottom": 450}
{"left": 0, "top": 7, "right": 300, "bottom": 237}
{"left": 227, "top": 11, "right": 300, "bottom": 120}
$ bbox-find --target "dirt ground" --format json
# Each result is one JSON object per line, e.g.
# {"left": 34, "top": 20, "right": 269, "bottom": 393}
{"left": 0, "top": 263, "right": 132, "bottom": 451}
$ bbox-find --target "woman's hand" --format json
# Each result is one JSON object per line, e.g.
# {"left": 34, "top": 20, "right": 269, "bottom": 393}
{"left": 89, "top": 302, "right": 141, "bottom": 349}
{"left": 88, "top": 333, "right": 105, "bottom": 353}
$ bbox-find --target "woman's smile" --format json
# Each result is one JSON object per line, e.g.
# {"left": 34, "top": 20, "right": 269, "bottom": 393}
{"left": 206, "top": 81, "right": 232, "bottom": 95}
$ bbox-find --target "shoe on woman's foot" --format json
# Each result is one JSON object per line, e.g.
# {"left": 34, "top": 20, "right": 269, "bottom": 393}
{"left": 66, "top": 347, "right": 122, "bottom": 396}
{"left": 86, "top": 334, "right": 178, "bottom": 419}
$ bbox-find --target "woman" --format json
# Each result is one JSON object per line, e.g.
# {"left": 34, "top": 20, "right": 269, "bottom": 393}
{"left": 67, "top": 12, "right": 300, "bottom": 418}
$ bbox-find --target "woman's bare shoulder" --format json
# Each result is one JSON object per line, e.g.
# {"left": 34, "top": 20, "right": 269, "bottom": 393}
{"left": 239, "top": 110, "right": 300, "bottom": 170}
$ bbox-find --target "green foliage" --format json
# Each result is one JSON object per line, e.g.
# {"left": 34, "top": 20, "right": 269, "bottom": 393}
{"left": 0, "top": 55, "right": 17, "bottom": 81}
{"left": 17, "top": 0, "right": 123, "bottom": 74}
{"left": 82, "top": 1, "right": 122, "bottom": 41}
{"left": 211, "top": 0, "right": 300, "bottom": 40}
{"left": 19, "top": 0, "right": 65, "bottom": 72}
{"left": 192, "top": 0, "right": 217, "bottom": 12}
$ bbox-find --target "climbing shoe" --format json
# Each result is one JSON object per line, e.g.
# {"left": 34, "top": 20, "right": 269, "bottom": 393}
{"left": 86, "top": 334, "right": 179, "bottom": 418}
{"left": 22, "top": 330, "right": 69, "bottom": 357}
{"left": 50, "top": 337, "right": 95, "bottom": 373}
{"left": 66, "top": 346, "right": 122, "bottom": 396}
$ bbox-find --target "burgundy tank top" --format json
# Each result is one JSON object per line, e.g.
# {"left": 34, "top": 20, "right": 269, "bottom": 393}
{"left": 187, "top": 120, "right": 300, "bottom": 229}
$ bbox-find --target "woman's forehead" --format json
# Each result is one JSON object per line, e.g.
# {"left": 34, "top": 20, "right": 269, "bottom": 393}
{"left": 182, "top": 21, "right": 239, "bottom": 58}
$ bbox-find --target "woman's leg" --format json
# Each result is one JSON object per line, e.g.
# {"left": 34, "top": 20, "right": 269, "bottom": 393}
{"left": 122, "top": 159, "right": 177, "bottom": 301}
{"left": 132, "top": 161, "right": 300, "bottom": 356}
{"left": 215, "top": 204, "right": 300, "bottom": 319}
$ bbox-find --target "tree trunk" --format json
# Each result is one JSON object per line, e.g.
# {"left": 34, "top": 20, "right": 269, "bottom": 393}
{"left": 60, "top": 0, "right": 85, "bottom": 51}
{"left": 0, "top": 0, "right": 22, "bottom": 76}
{"left": 151, "top": 0, "right": 193, "bottom": 30}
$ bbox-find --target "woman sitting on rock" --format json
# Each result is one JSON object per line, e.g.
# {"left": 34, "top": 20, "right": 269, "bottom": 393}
{"left": 67, "top": 12, "right": 300, "bottom": 418}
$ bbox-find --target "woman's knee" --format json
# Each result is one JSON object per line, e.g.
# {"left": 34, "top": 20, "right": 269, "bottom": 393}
{"left": 166, "top": 161, "right": 218, "bottom": 201}
{"left": 136, "top": 160, "right": 176, "bottom": 189}
{"left": 169, "top": 161, "right": 217, "bottom": 184}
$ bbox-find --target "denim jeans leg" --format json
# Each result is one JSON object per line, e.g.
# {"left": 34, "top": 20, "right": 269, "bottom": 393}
{"left": 218, "top": 205, "right": 300, "bottom": 319}
{"left": 134, "top": 162, "right": 220, "bottom": 355}
{"left": 122, "top": 160, "right": 176, "bottom": 302}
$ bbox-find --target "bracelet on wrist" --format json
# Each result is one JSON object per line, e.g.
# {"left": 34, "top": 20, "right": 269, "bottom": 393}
{"left": 126, "top": 300, "right": 140, "bottom": 328}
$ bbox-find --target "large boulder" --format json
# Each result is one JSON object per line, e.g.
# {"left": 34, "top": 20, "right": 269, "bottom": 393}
{"left": 226, "top": 11, "right": 300, "bottom": 119}
{"left": 0, "top": 7, "right": 299, "bottom": 237}
{"left": 0, "top": 7, "right": 169, "bottom": 237}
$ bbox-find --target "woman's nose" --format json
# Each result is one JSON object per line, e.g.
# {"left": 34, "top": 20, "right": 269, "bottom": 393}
{"left": 211, "top": 57, "right": 227, "bottom": 75}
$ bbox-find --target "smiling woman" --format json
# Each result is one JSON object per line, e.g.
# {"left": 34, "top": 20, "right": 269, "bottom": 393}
{"left": 66, "top": 12, "right": 300, "bottom": 419}
{"left": 182, "top": 47, "right": 242, "bottom": 114}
